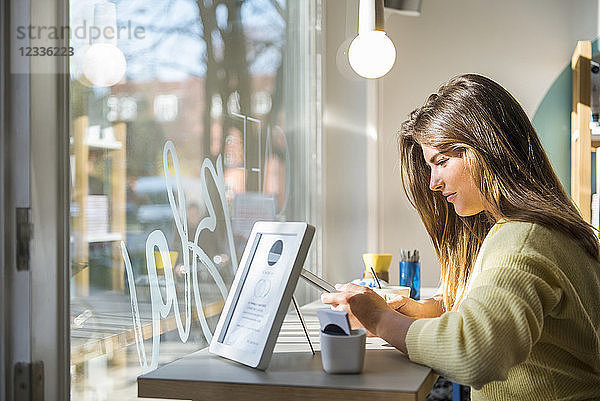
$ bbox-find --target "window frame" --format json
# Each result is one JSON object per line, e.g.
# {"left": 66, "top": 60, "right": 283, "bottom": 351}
{"left": 5, "top": 0, "right": 325, "bottom": 399}
{"left": 12, "top": 0, "right": 71, "bottom": 399}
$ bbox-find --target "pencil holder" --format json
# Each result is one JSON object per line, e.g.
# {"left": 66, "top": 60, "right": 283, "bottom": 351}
{"left": 320, "top": 328, "right": 366, "bottom": 374}
{"left": 399, "top": 261, "right": 420, "bottom": 300}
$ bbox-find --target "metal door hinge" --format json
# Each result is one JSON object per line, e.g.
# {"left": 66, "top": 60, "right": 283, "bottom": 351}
{"left": 14, "top": 361, "right": 44, "bottom": 401}
{"left": 16, "top": 207, "right": 33, "bottom": 271}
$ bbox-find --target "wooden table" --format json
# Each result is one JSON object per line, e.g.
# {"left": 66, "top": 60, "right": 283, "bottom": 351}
{"left": 138, "top": 301, "right": 437, "bottom": 401}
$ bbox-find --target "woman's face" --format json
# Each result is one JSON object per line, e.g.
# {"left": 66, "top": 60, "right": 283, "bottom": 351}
{"left": 422, "top": 145, "right": 485, "bottom": 217}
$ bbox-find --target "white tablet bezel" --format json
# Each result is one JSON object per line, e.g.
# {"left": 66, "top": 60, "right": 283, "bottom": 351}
{"left": 209, "top": 221, "right": 315, "bottom": 370}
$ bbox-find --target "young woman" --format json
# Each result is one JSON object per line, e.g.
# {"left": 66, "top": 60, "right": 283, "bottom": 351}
{"left": 322, "top": 74, "right": 600, "bottom": 400}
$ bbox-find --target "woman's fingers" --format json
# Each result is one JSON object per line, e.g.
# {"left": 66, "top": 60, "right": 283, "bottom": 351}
{"left": 334, "top": 282, "right": 373, "bottom": 294}
{"left": 322, "top": 282, "right": 370, "bottom": 305}
{"left": 387, "top": 295, "right": 410, "bottom": 310}
{"left": 320, "top": 282, "right": 395, "bottom": 336}
{"left": 321, "top": 291, "right": 349, "bottom": 306}
{"left": 344, "top": 283, "right": 372, "bottom": 294}
{"left": 387, "top": 295, "right": 423, "bottom": 318}
{"left": 332, "top": 303, "right": 350, "bottom": 313}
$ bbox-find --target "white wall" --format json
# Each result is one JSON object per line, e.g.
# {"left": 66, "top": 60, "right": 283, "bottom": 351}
{"left": 323, "top": 0, "right": 375, "bottom": 285}
{"left": 378, "top": 0, "right": 600, "bottom": 287}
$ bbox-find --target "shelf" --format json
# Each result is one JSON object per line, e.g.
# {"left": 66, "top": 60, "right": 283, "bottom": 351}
{"left": 87, "top": 140, "right": 123, "bottom": 150}
{"left": 69, "top": 136, "right": 123, "bottom": 150}
{"left": 86, "top": 232, "right": 123, "bottom": 243}
{"left": 72, "top": 116, "right": 127, "bottom": 296}
{"left": 572, "top": 40, "right": 593, "bottom": 223}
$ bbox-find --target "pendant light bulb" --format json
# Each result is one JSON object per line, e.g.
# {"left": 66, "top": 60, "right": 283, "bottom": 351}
{"left": 348, "top": 0, "right": 396, "bottom": 79}
{"left": 348, "top": 31, "right": 396, "bottom": 79}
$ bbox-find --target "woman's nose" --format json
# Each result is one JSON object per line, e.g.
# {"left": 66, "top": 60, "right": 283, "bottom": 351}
{"left": 429, "top": 171, "right": 443, "bottom": 191}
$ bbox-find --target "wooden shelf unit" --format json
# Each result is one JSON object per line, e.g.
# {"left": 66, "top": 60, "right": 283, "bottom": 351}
{"left": 571, "top": 41, "right": 600, "bottom": 224}
{"left": 71, "top": 116, "right": 127, "bottom": 296}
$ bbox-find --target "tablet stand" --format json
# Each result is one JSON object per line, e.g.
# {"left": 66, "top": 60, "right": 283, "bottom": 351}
{"left": 291, "top": 295, "right": 315, "bottom": 355}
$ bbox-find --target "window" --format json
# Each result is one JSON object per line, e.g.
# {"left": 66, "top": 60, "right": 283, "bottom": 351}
{"left": 69, "top": 0, "right": 321, "bottom": 399}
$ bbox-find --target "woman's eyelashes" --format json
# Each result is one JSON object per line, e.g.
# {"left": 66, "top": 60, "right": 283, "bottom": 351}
{"left": 436, "top": 158, "right": 449, "bottom": 166}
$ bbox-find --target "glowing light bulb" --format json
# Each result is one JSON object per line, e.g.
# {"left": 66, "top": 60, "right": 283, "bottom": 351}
{"left": 82, "top": 43, "right": 127, "bottom": 87}
{"left": 348, "top": 30, "right": 396, "bottom": 79}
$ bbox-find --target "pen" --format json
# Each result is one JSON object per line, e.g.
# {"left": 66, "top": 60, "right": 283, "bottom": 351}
{"left": 399, "top": 249, "right": 420, "bottom": 262}
{"left": 370, "top": 266, "right": 382, "bottom": 289}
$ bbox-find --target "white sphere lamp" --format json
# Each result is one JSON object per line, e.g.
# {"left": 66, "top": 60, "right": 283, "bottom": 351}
{"left": 348, "top": 0, "right": 396, "bottom": 79}
{"left": 81, "top": 1, "right": 127, "bottom": 87}
{"left": 83, "top": 43, "right": 127, "bottom": 87}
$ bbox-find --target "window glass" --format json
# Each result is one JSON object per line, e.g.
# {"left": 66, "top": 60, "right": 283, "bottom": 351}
{"left": 69, "top": 1, "right": 321, "bottom": 398}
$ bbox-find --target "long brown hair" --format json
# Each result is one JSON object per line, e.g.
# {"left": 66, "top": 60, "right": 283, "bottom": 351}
{"left": 398, "top": 73, "right": 599, "bottom": 311}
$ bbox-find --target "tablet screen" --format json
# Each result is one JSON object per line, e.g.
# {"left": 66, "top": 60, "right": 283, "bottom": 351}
{"left": 217, "top": 232, "right": 297, "bottom": 354}
{"left": 210, "top": 221, "right": 315, "bottom": 369}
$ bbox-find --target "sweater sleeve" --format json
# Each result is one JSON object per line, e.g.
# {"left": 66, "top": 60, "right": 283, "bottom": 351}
{"left": 405, "top": 253, "right": 562, "bottom": 389}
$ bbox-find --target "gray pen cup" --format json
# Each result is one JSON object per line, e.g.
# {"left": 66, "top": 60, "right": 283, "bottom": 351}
{"left": 320, "top": 328, "right": 366, "bottom": 374}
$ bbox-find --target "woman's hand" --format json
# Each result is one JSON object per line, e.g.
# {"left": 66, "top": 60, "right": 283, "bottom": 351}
{"left": 387, "top": 295, "right": 423, "bottom": 318}
{"left": 387, "top": 295, "right": 445, "bottom": 319}
{"left": 321, "top": 283, "right": 416, "bottom": 354}
{"left": 321, "top": 283, "right": 392, "bottom": 337}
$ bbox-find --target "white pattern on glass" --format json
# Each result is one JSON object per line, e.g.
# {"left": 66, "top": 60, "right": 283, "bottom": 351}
{"left": 120, "top": 140, "right": 237, "bottom": 372}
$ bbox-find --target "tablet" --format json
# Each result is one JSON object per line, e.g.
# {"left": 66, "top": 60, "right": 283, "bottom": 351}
{"left": 300, "top": 268, "right": 336, "bottom": 293}
{"left": 209, "top": 221, "right": 315, "bottom": 370}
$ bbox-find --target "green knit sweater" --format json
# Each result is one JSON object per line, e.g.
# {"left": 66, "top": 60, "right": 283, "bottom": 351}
{"left": 405, "top": 220, "right": 600, "bottom": 400}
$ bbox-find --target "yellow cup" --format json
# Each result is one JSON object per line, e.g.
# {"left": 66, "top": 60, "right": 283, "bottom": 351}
{"left": 362, "top": 253, "right": 392, "bottom": 274}
{"left": 362, "top": 253, "right": 392, "bottom": 283}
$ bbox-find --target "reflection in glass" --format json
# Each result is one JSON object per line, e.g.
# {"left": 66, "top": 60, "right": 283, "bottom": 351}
{"left": 69, "top": 0, "right": 320, "bottom": 399}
